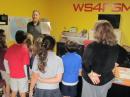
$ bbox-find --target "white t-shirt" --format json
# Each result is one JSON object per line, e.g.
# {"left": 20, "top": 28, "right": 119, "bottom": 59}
{"left": 32, "top": 51, "right": 64, "bottom": 89}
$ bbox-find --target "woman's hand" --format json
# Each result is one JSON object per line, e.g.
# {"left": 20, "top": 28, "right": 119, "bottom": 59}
{"left": 112, "top": 63, "right": 119, "bottom": 77}
{"left": 88, "top": 71, "right": 101, "bottom": 85}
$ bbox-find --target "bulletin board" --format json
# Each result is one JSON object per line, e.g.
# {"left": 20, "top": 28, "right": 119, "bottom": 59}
{"left": 0, "top": 16, "right": 30, "bottom": 46}
{"left": 9, "top": 16, "right": 30, "bottom": 40}
{"left": 0, "top": 16, "right": 51, "bottom": 47}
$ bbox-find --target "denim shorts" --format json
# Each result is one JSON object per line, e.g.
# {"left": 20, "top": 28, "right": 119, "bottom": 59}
{"left": 34, "top": 88, "right": 62, "bottom": 97}
{"left": 61, "top": 83, "right": 77, "bottom": 97}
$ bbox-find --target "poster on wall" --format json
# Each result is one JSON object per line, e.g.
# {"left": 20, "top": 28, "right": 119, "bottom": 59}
{"left": 9, "top": 16, "right": 31, "bottom": 40}
{"left": 9, "top": 17, "right": 51, "bottom": 40}
{"left": 0, "top": 16, "right": 51, "bottom": 46}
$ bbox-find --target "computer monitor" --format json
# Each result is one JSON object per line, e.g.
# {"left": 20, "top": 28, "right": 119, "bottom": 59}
{"left": 98, "top": 14, "right": 120, "bottom": 29}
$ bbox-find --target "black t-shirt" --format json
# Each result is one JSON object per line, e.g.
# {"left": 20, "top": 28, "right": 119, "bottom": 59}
{"left": 82, "top": 42, "right": 119, "bottom": 85}
{"left": 27, "top": 21, "right": 42, "bottom": 39}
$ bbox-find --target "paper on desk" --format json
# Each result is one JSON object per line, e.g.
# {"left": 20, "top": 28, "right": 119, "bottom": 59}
{"left": 118, "top": 67, "right": 130, "bottom": 80}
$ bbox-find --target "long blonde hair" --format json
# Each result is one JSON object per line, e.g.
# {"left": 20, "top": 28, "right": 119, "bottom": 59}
{"left": 94, "top": 20, "right": 117, "bottom": 46}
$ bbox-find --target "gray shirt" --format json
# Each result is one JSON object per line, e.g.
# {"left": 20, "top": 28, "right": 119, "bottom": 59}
{"left": 27, "top": 21, "right": 42, "bottom": 39}
{"left": 32, "top": 51, "right": 64, "bottom": 89}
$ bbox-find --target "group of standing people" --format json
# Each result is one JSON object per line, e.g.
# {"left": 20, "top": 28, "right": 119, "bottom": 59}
{"left": 0, "top": 10, "right": 129, "bottom": 97}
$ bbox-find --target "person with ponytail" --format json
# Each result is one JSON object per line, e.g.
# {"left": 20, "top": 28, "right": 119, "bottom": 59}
{"left": 29, "top": 35, "right": 64, "bottom": 97}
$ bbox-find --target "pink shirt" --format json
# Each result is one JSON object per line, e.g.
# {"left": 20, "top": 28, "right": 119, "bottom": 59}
{"left": 5, "top": 44, "right": 30, "bottom": 78}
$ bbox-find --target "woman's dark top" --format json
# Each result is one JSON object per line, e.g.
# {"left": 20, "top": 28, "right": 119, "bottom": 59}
{"left": 82, "top": 42, "right": 119, "bottom": 85}
{"left": 27, "top": 21, "right": 41, "bottom": 39}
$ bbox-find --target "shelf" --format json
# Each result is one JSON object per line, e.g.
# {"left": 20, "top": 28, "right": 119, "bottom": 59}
{"left": 62, "top": 35, "right": 87, "bottom": 40}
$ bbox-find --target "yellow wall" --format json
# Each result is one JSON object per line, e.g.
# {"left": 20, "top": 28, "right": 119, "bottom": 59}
{"left": 0, "top": 0, "right": 49, "bottom": 17}
{"left": 0, "top": 0, "right": 130, "bottom": 46}
{"left": 47, "top": 0, "right": 130, "bottom": 46}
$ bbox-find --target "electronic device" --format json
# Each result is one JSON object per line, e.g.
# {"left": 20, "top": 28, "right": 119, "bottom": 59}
{"left": 0, "top": 14, "right": 8, "bottom": 25}
{"left": 98, "top": 14, "right": 120, "bottom": 29}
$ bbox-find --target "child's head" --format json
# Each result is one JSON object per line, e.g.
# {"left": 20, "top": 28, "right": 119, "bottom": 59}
{"left": 33, "top": 36, "right": 43, "bottom": 55}
{"left": 65, "top": 40, "right": 79, "bottom": 53}
{"left": 0, "top": 29, "right": 6, "bottom": 48}
{"left": 42, "top": 35, "right": 56, "bottom": 50}
{"left": 15, "top": 30, "right": 27, "bottom": 44}
{"left": 35, "top": 35, "right": 55, "bottom": 73}
{"left": 25, "top": 38, "right": 32, "bottom": 49}
{"left": 32, "top": 10, "right": 40, "bottom": 23}
{"left": 27, "top": 33, "right": 34, "bottom": 43}
{"left": 25, "top": 33, "right": 34, "bottom": 52}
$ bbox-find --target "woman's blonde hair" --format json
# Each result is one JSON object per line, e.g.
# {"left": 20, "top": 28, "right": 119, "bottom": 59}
{"left": 32, "top": 10, "right": 40, "bottom": 15}
{"left": 94, "top": 20, "right": 117, "bottom": 46}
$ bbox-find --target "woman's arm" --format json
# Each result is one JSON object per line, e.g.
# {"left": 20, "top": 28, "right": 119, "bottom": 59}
{"left": 29, "top": 72, "right": 39, "bottom": 97}
{"left": 88, "top": 70, "right": 101, "bottom": 85}
{"left": 82, "top": 46, "right": 93, "bottom": 73}
{"left": 82, "top": 45, "right": 101, "bottom": 84}
{"left": 112, "top": 63, "right": 119, "bottom": 77}
{"left": 38, "top": 73, "right": 63, "bottom": 84}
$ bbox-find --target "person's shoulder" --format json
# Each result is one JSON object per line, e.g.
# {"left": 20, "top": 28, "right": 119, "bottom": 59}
{"left": 75, "top": 53, "right": 81, "bottom": 58}
{"left": 61, "top": 54, "right": 65, "bottom": 59}
{"left": 109, "top": 44, "right": 120, "bottom": 51}
{"left": 116, "top": 44, "right": 127, "bottom": 53}
{"left": 22, "top": 44, "right": 28, "bottom": 48}
{"left": 73, "top": 53, "right": 82, "bottom": 61}
{"left": 8, "top": 44, "right": 16, "bottom": 49}
{"left": 61, "top": 52, "right": 69, "bottom": 58}
{"left": 53, "top": 54, "right": 63, "bottom": 63}
{"left": 85, "top": 41, "right": 97, "bottom": 49}
{"left": 55, "top": 55, "right": 62, "bottom": 60}
{"left": 20, "top": 44, "right": 29, "bottom": 52}
{"left": 27, "top": 21, "right": 33, "bottom": 25}
{"left": 5, "top": 44, "right": 16, "bottom": 54}
{"left": 116, "top": 44, "right": 124, "bottom": 49}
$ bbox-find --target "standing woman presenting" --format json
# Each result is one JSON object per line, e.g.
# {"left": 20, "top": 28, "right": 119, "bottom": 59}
{"left": 82, "top": 20, "right": 119, "bottom": 97}
{"left": 27, "top": 10, "right": 42, "bottom": 40}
